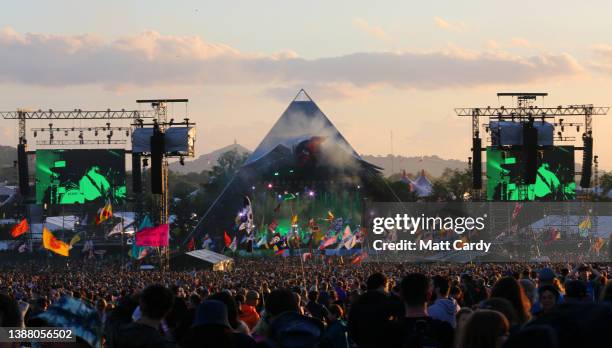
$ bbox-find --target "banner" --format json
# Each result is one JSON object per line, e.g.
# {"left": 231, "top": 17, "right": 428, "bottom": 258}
{"left": 11, "top": 218, "right": 29, "bottom": 238}
{"left": 43, "top": 227, "right": 70, "bottom": 257}
{"left": 136, "top": 224, "right": 169, "bottom": 247}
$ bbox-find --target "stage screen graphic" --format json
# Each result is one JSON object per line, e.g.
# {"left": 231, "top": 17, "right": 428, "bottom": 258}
{"left": 487, "top": 146, "right": 575, "bottom": 201}
{"left": 36, "top": 149, "right": 126, "bottom": 205}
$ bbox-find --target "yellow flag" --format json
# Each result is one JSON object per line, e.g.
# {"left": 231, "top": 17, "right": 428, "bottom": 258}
{"left": 43, "top": 227, "right": 70, "bottom": 257}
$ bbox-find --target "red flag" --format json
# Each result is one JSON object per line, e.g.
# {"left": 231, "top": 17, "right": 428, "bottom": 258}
{"left": 187, "top": 237, "right": 195, "bottom": 251}
{"left": 136, "top": 224, "right": 169, "bottom": 247}
{"left": 351, "top": 252, "right": 368, "bottom": 264}
{"left": 224, "top": 231, "right": 232, "bottom": 247}
{"left": 11, "top": 218, "right": 29, "bottom": 238}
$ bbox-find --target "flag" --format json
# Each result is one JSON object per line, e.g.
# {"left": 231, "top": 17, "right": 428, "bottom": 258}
{"left": 344, "top": 234, "right": 357, "bottom": 250}
{"left": 512, "top": 203, "right": 523, "bottom": 221}
{"left": 256, "top": 234, "right": 267, "bottom": 248}
{"left": 18, "top": 243, "right": 27, "bottom": 253}
{"left": 291, "top": 215, "right": 298, "bottom": 226}
{"left": 351, "top": 252, "right": 367, "bottom": 264}
{"left": 229, "top": 237, "right": 237, "bottom": 252}
{"left": 593, "top": 238, "right": 605, "bottom": 252}
{"left": 579, "top": 217, "right": 592, "bottom": 237}
{"left": 95, "top": 201, "right": 113, "bottom": 224}
{"left": 341, "top": 226, "right": 352, "bottom": 241}
{"left": 187, "top": 237, "right": 195, "bottom": 251}
{"left": 69, "top": 234, "right": 81, "bottom": 247}
{"left": 302, "top": 252, "right": 312, "bottom": 262}
{"left": 42, "top": 227, "right": 70, "bottom": 257}
{"left": 136, "top": 224, "right": 169, "bottom": 247}
{"left": 140, "top": 215, "right": 153, "bottom": 230}
{"left": 275, "top": 248, "right": 289, "bottom": 257}
{"left": 319, "top": 235, "right": 338, "bottom": 250}
{"left": 224, "top": 231, "right": 232, "bottom": 247}
{"left": 129, "top": 244, "right": 147, "bottom": 260}
{"left": 11, "top": 218, "right": 29, "bottom": 238}
{"left": 326, "top": 211, "right": 334, "bottom": 222}
{"left": 107, "top": 222, "right": 124, "bottom": 237}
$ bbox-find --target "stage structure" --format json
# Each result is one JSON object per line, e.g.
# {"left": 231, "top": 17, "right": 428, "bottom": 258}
{"left": 184, "top": 90, "right": 397, "bottom": 253}
{"left": 1, "top": 101, "right": 195, "bottom": 269}
{"left": 455, "top": 93, "right": 608, "bottom": 201}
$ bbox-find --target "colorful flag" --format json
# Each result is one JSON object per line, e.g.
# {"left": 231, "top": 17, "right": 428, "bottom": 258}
{"left": 224, "top": 231, "right": 232, "bottom": 247}
{"left": 95, "top": 201, "right": 113, "bottom": 225}
{"left": 275, "top": 248, "right": 289, "bottom": 257}
{"left": 107, "top": 222, "right": 124, "bottom": 237}
{"left": 593, "top": 238, "right": 606, "bottom": 252}
{"left": 256, "top": 234, "right": 267, "bottom": 248}
{"left": 302, "top": 252, "right": 312, "bottom": 262}
{"left": 136, "top": 224, "right": 169, "bottom": 247}
{"left": 341, "top": 226, "right": 352, "bottom": 241}
{"left": 351, "top": 252, "right": 367, "bottom": 264}
{"left": 344, "top": 234, "right": 357, "bottom": 250}
{"left": 10, "top": 218, "right": 29, "bottom": 238}
{"left": 187, "top": 237, "right": 195, "bottom": 251}
{"left": 319, "top": 235, "right": 338, "bottom": 250}
{"left": 512, "top": 203, "right": 523, "bottom": 221}
{"left": 42, "top": 227, "right": 70, "bottom": 257}
{"left": 291, "top": 214, "right": 299, "bottom": 226}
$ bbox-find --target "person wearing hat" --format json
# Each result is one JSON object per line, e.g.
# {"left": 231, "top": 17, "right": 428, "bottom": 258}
{"left": 532, "top": 267, "right": 565, "bottom": 315}
{"left": 182, "top": 300, "right": 255, "bottom": 348}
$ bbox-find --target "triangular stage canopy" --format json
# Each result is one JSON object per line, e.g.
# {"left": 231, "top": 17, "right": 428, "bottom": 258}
{"left": 245, "top": 89, "right": 361, "bottom": 166}
{"left": 184, "top": 90, "right": 394, "bottom": 249}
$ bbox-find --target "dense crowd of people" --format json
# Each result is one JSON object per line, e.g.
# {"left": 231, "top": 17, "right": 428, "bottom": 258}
{"left": 1, "top": 258, "right": 612, "bottom": 347}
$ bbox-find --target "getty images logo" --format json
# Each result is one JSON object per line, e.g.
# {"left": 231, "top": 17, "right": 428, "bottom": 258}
{"left": 371, "top": 213, "right": 487, "bottom": 235}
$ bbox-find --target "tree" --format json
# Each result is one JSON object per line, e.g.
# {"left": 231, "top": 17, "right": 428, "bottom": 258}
{"left": 429, "top": 168, "right": 472, "bottom": 201}
{"left": 601, "top": 172, "right": 612, "bottom": 196}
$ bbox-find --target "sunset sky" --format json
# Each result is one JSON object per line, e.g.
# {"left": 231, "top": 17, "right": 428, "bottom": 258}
{"left": 2, "top": 0, "right": 612, "bottom": 169}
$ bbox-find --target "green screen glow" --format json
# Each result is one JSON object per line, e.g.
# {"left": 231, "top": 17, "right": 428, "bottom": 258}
{"left": 486, "top": 146, "right": 575, "bottom": 201}
{"left": 36, "top": 149, "right": 126, "bottom": 206}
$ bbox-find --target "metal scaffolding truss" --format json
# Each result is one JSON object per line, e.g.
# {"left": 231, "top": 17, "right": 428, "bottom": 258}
{"left": 455, "top": 105, "right": 609, "bottom": 118}
{"left": 0, "top": 109, "right": 156, "bottom": 120}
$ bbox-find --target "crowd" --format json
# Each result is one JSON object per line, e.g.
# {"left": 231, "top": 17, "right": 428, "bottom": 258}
{"left": 1, "top": 258, "right": 612, "bottom": 348}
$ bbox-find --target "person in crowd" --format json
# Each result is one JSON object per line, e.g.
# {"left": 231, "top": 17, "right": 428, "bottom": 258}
{"left": 321, "top": 304, "right": 349, "bottom": 348}
{"left": 490, "top": 277, "right": 531, "bottom": 325}
{"left": 107, "top": 284, "right": 175, "bottom": 348}
{"left": 428, "top": 275, "right": 461, "bottom": 328}
{"left": 239, "top": 290, "right": 261, "bottom": 331}
{"left": 457, "top": 310, "right": 509, "bottom": 348}
{"left": 209, "top": 291, "right": 251, "bottom": 335}
{"left": 305, "top": 290, "right": 329, "bottom": 323}
{"left": 455, "top": 308, "right": 473, "bottom": 334}
{"left": 534, "top": 285, "right": 560, "bottom": 317}
{"left": 400, "top": 273, "right": 454, "bottom": 348}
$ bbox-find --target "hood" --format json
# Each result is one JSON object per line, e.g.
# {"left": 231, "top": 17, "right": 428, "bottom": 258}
{"left": 432, "top": 298, "right": 458, "bottom": 316}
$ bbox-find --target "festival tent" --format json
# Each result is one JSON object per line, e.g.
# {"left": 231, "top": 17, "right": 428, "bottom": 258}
{"left": 184, "top": 89, "right": 396, "bottom": 250}
{"left": 528, "top": 216, "right": 612, "bottom": 238}
{"left": 172, "top": 249, "right": 234, "bottom": 271}
{"left": 411, "top": 170, "right": 433, "bottom": 197}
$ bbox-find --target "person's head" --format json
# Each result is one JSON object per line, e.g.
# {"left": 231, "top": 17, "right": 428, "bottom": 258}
{"left": 327, "top": 304, "right": 344, "bottom": 322}
{"left": 366, "top": 273, "right": 388, "bottom": 292}
{"left": 491, "top": 277, "right": 531, "bottom": 324}
{"left": 265, "top": 288, "right": 299, "bottom": 318}
{"left": 139, "top": 284, "right": 174, "bottom": 321}
{"left": 577, "top": 264, "right": 591, "bottom": 281}
{"left": 96, "top": 298, "right": 107, "bottom": 312}
{"left": 479, "top": 298, "right": 518, "bottom": 325}
{"left": 188, "top": 293, "right": 202, "bottom": 309}
{"left": 208, "top": 292, "right": 241, "bottom": 329}
{"left": 348, "top": 291, "right": 404, "bottom": 348}
{"left": 307, "top": 290, "right": 319, "bottom": 303}
{"left": 456, "top": 308, "right": 473, "bottom": 331}
{"left": 432, "top": 275, "right": 451, "bottom": 299}
{"left": 538, "top": 268, "right": 556, "bottom": 286}
{"left": 519, "top": 279, "right": 536, "bottom": 305}
{"left": 458, "top": 310, "right": 509, "bottom": 348}
{"left": 564, "top": 280, "right": 588, "bottom": 302}
{"left": 246, "top": 290, "right": 260, "bottom": 307}
{"left": 537, "top": 285, "right": 560, "bottom": 313}
{"left": 400, "top": 273, "right": 431, "bottom": 309}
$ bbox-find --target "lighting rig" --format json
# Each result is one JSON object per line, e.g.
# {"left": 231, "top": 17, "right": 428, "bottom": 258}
{"left": 455, "top": 92, "right": 608, "bottom": 197}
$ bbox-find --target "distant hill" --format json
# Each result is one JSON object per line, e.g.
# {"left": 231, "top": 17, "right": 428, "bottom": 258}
{"left": 169, "top": 143, "right": 251, "bottom": 174}
{"left": 361, "top": 154, "right": 468, "bottom": 177}
{"left": 0, "top": 145, "right": 18, "bottom": 183}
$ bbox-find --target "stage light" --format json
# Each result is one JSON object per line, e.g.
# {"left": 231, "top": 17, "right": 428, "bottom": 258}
{"left": 95, "top": 130, "right": 98, "bottom": 136}
{"left": 251, "top": 186, "right": 256, "bottom": 190}
{"left": 576, "top": 126, "right": 580, "bottom": 132}
{"left": 308, "top": 190, "right": 315, "bottom": 197}
{"left": 274, "top": 172, "right": 279, "bottom": 176}
{"left": 126, "top": 130, "right": 130, "bottom": 136}
{"left": 277, "top": 194, "right": 282, "bottom": 199}
{"left": 64, "top": 130, "right": 68, "bottom": 136}
{"left": 267, "top": 183, "right": 273, "bottom": 189}
{"left": 180, "top": 156, "right": 185, "bottom": 165}
{"left": 357, "top": 185, "right": 361, "bottom": 189}
{"left": 33, "top": 131, "right": 37, "bottom": 137}
{"left": 143, "top": 158, "right": 149, "bottom": 167}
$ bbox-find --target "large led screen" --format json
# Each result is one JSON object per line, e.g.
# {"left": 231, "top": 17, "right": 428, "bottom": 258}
{"left": 487, "top": 146, "right": 575, "bottom": 201}
{"left": 36, "top": 149, "right": 126, "bottom": 205}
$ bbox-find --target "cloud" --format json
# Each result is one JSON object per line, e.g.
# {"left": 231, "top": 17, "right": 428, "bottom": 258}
{"left": 0, "top": 28, "right": 583, "bottom": 97}
{"left": 264, "top": 82, "right": 373, "bottom": 102}
{"left": 352, "top": 17, "right": 392, "bottom": 42}
{"left": 434, "top": 17, "right": 467, "bottom": 33}
{"left": 510, "top": 37, "right": 532, "bottom": 48}
{"left": 589, "top": 44, "right": 612, "bottom": 75}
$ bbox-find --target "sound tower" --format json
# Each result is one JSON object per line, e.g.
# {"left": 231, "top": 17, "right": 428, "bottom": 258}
{"left": 580, "top": 136, "right": 593, "bottom": 188}
{"left": 472, "top": 138, "right": 482, "bottom": 189}
{"left": 132, "top": 153, "right": 142, "bottom": 193}
{"left": 150, "top": 130, "right": 165, "bottom": 194}
{"left": 522, "top": 121, "right": 538, "bottom": 184}
{"left": 17, "top": 144, "right": 29, "bottom": 196}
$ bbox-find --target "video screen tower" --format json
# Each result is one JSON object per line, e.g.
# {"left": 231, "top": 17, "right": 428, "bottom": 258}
{"left": 455, "top": 93, "right": 608, "bottom": 201}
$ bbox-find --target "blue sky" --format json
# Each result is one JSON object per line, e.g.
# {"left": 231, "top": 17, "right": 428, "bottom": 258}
{"left": 1, "top": 1, "right": 612, "bottom": 169}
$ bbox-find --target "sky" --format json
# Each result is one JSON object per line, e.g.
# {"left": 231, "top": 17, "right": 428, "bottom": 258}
{"left": 2, "top": 0, "right": 612, "bottom": 170}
